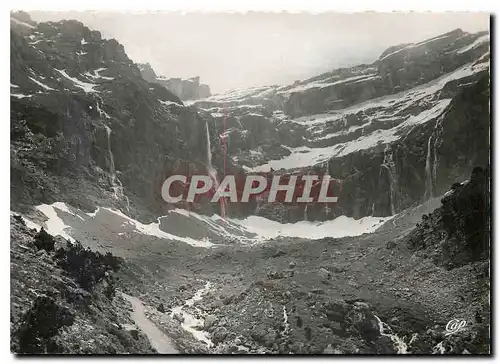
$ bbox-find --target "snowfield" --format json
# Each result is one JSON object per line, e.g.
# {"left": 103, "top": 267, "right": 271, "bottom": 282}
{"left": 229, "top": 214, "right": 392, "bottom": 240}
{"left": 17, "top": 202, "right": 393, "bottom": 248}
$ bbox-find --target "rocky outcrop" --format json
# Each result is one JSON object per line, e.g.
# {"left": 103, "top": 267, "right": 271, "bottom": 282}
{"left": 158, "top": 76, "right": 211, "bottom": 100}
{"left": 137, "top": 62, "right": 157, "bottom": 83}
{"left": 137, "top": 64, "right": 211, "bottom": 100}
{"left": 407, "top": 167, "right": 490, "bottom": 269}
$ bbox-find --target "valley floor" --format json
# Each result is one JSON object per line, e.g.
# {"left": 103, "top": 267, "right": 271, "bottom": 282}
{"left": 10, "top": 198, "right": 489, "bottom": 354}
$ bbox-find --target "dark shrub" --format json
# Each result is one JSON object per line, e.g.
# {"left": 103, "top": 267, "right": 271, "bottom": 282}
{"left": 157, "top": 303, "right": 165, "bottom": 313}
{"left": 33, "top": 228, "right": 55, "bottom": 252}
{"left": 54, "top": 241, "right": 121, "bottom": 291}
{"left": 16, "top": 296, "right": 74, "bottom": 354}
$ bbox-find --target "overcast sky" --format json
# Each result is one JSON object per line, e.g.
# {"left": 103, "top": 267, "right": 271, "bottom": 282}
{"left": 30, "top": 11, "right": 489, "bottom": 93}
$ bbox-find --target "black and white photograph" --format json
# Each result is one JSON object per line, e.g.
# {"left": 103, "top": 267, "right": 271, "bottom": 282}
{"left": 8, "top": 6, "right": 491, "bottom": 355}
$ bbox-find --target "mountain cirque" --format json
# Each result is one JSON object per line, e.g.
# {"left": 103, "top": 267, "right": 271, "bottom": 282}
{"left": 10, "top": 11, "right": 490, "bottom": 355}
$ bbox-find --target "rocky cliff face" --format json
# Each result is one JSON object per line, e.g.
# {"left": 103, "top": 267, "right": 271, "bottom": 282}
{"left": 10, "top": 13, "right": 209, "bottom": 220}
{"left": 10, "top": 12, "right": 490, "bottom": 224}
{"left": 191, "top": 29, "right": 490, "bottom": 221}
{"left": 138, "top": 63, "right": 211, "bottom": 100}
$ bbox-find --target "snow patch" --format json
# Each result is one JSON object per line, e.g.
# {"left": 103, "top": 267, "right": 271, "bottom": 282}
{"left": 88, "top": 207, "right": 214, "bottom": 247}
{"left": 159, "top": 100, "right": 183, "bottom": 107}
{"left": 379, "top": 44, "right": 414, "bottom": 61}
{"left": 414, "top": 33, "right": 454, "bottom": 48}
{"left": 11, "top": 93, "right": 32, "bottom": 99}
{"left": 29, "top": 76, "right": 55, "bottom": 91}
{"left": 198, "top": 85, "right": 276, "bottom": 104}
{"left": 84, "top": 68, "right": 114, "bottom": 81}
{"left": 169, "top": 209, "right": 258, "bottom": 244}
{"left": 229, "top": 214, "right": 392, "bottom": 240}
{"left": 457, "top": 34, "right": 490, "bottom": 54}
{"left": 55, "top": 69, "right": 99, "bottom": 93}
{"left": 51, "top": 202, "right": 75, "bottom": 215}
{"left": 282, "top": 74, "right": 379, "bottom": 94}
{"left": 35, "top": 203, "right": 75, "bottom": 242}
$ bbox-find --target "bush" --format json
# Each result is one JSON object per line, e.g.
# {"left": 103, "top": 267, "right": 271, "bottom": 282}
{"left": 157, "top": 303, "right": 165, "bottom": 313}
{"left": 16, "top": 296, "right": 74, "bottom": 354}
{"left": 54, "top": 241, "right": 121, "bottom": 291}
{"left": 33, "top": 228, "right": 55, "bottom": 252}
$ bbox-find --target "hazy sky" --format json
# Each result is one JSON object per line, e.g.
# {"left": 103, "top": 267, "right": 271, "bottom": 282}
{"left": 30, "top": 11, "right": 489, "bottom": 93}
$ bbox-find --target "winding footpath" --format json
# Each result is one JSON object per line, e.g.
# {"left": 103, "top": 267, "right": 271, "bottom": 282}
{"left": 121, "top": 292, "right": 179, "bottom": 354}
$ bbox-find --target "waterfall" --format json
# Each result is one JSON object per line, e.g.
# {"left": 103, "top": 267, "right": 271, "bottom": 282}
{"left": 96, "top": 100, "right": 110, "bottom": 120}
{"left": 104, "top": 125, "right": 130, "bottom": 212}
{"left": 205, "top": 121, "right": 226, "bottom": 217}
{"left": 380, "top": 145, "right": 398, "bottom": 215}
{"left": 323, "top": 161, "right": 331, "bottom": 216}
{"left": 205, "top": 121, "right": 212, "bottom": 168}
{"left": 236, "top": 117, "right": 243, "bottom": 129}
{"left": 424, "top": 134, "right": 434, "bottom": 198}
{"left": 304, "top": 204, "right": 308, "bottom": 221}
{"left": 432, "top": 115, "right": 445, "bottom": 194}
{"left": 424, "top": 114, "right": 445, "bottom": 201}
{"left": 104, "top": 125, "right": 116, "bottom": 182}
{"left": 254, "top": 194, "right": 264, "bottom": 215}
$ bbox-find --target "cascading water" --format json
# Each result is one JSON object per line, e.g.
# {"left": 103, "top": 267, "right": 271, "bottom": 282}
{"left": 431, "top": 115, "right": 445, "bottom": 195}
{"left": 254, "top": 193, "right": 265, "bottom": 215}
{"left": 205, "top": 121, "right": 226, "bottom": 217}
{"left": 424, "top": 114, "right": 445, "bottom": 201}
{"left": 205, "top": 121, "right": 212, "bottom": 169}
{"left": 374, "top": 315, "right": 417, "bottom": 354}
{"left": 104, "top": 125, "right": 130, "bottom": 212}
{"left": 304, "top": 204, "right": 308, "bottom": 221}
{"left": 96, "top": 100, "right": 110, "bottom": 120}
{"left": 170, "top": 281, "right": 214, "bottom": 348}
{"left": 424, "top": 134, "right": 434, "bottom": 199}
{"left": 380, "top": 145, "right": 398, "bottom": 215}
{"left": 324, "top": 161, "right": 331, "bottom": 216}
{"left": 104, "top": 125, "right": 115, "bottom": 182}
